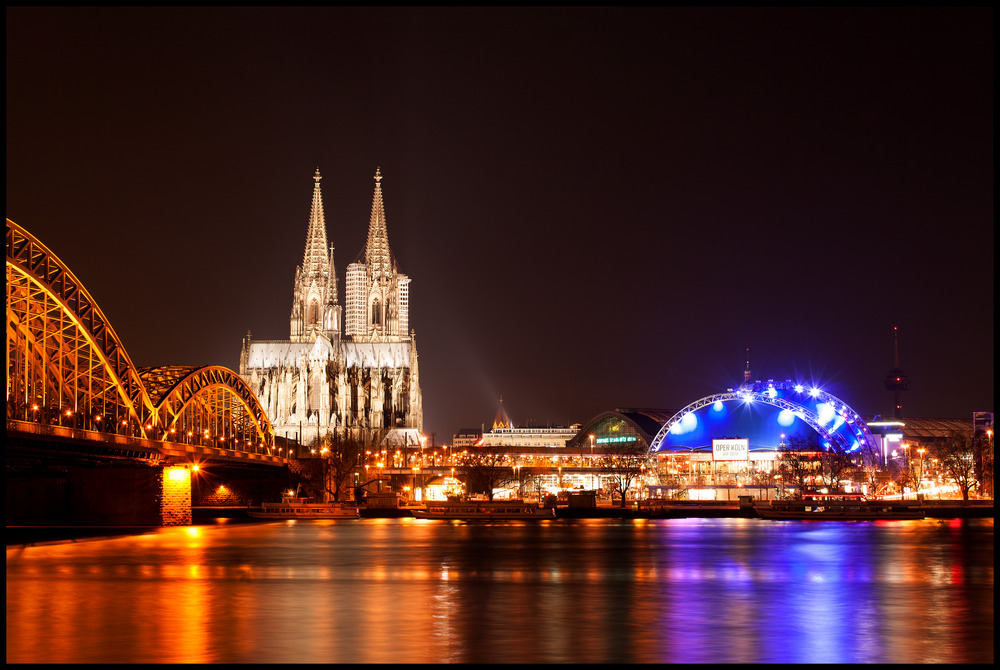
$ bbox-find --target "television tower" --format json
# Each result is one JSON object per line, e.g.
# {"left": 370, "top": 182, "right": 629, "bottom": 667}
{"left": 884, "top": 326, "right": 911, "bottom": 419}
{"left": 744, "top": 348, "right": 752, "bottom": 385}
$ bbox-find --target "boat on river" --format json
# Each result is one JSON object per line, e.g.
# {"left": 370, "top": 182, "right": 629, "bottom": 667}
{"left": 412, "top": 500, "right": 555, "bottom": 520}
{"left": 249, "top": 494, "right": 360, "bottom": 520}
{"left": 757, "top": 497, "right": 925, "bottom": 520}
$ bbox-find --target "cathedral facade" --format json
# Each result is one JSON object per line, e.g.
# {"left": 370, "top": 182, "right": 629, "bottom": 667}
{"left": 239, "top": 168, "right": 422, "bottom": 446}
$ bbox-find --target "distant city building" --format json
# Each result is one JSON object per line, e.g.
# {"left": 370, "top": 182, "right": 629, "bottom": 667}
{"left": 452, "top": 428, "right": 483, "bottom": 450}
{"left": 240, "top": 169, "right": 422, "bottom": 446}
{"left": 973, "top": 411, "right": 994, "bottom": 438}
{"left": 476, "top": 397, "right": 580, "bottom": 449}
{"left": 567, "top": 408, "right": 679, "bottom": 454}
{"left": 481, "top": 425, "right": 581, "bottom": 449}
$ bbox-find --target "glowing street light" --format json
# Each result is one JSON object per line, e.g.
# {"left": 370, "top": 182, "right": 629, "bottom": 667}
{"left": 589, "top": 434, "right": 596, "bottom": 490}
{"left": 918, "top": 447, "right": 926, "bottom": 487}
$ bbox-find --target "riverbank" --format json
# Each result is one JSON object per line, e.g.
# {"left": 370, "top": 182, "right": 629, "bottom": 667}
{"left": 7, "top": 500, "right": 992, "bottom": 546}
{"left": 555, "top": 499, "right": 995, "bottom": 520}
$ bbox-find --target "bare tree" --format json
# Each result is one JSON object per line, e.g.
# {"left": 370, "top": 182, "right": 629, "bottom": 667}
{"left": 932, "top": 431, "right": 979, "bottom": 501}
{"left": 855, "top": 446, "right": 891, "bottom": 498}
{"left": 750, "top": 465, "right": 773, "bottom": 500}
{"left": 907, "top": 450, "right": 926, "bottom": 496}
{"left": 976, "top": 432, "right": 994, "bottom": 499}
{"left": 599, "top": 438, "right": 650, "bottom": 508}
{"left": 817, "top": 448, "right": 856, "bottom": 492}
{"left": 887, "top": 458, "right": 914, "bottom": 497}
{"left": 776, "top": 434, "right": 822, "bottom": 496}
{"left": 518, "top": 466, "right": 547, "bottom": 501}
{"left": 461, "top": 445, "right": 516, "bottom": 501}
{"left": 322, "top": 431, "right": 374, "bottom": 502}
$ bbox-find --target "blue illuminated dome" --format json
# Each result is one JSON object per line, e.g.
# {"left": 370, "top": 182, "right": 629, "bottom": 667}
{"left": 649, "top": 380, "right": 879, "bottom": 456}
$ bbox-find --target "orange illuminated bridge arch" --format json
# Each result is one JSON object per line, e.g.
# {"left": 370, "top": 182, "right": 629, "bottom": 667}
{"left": 7, "top": 217, "right": 273, "bottom": 451}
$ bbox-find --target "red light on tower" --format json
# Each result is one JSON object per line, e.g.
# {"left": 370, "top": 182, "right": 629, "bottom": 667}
{"left": 884, "top": 326, "right": 911, "bottom": 419}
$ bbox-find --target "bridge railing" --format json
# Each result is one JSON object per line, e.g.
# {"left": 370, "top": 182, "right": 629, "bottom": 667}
{"left": 7, "top": 419, "right": 287, "bottom": 465}
{"left": 8, "top": 419, "right": 165, "bottom": 458}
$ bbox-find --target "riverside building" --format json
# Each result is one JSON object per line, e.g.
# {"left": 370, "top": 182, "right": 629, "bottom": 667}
{"left": 478, "top": 397, "right": 580, "bottom": 449}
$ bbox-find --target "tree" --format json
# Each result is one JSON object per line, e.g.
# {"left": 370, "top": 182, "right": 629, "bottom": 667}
{"left": 904, "top": 447, "right": 928, "bottom": 496}
{"left": 932, "top": 431, "right": 979, "bottom": 501}
{"left": 461, "top": 445, "right": 516, "bottom": 501}
{"left": 776, "top": 434, "right": 822, "bottom": 496}
{"left": 518, "top": 466, "right": 548, "bottom": 501}
{"left": 817, "top": 448, "right": 856, "bottom": 492}
{"left": 976, "top": 432, "right": 994, "bottom": 499}
{"left": 599, "top": 438, "right": 650, "bottom": 508}
{"left": 321, "top": 432, "right": 372, "bottom": 502}
{"left": 749, "top": 465, "right": 773, "bottom": 500}
{"left": 856, "top": 447, "right": 894, "bottom": 498}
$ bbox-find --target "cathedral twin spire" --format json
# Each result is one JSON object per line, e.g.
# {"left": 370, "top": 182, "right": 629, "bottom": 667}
{"left": 293, "top": 167, "right": 409, "bottom": 342}
{"left": 245, "top": 167, "right": 423, "bottom": 440}
{"left": 364, "top": 167, "right": 394, "bottom": 280}
{"left": 302, "top": 168, "right": 334, "bottom": 283}
{"left": 290, "top": 168, "right": 338, "bottom": 341}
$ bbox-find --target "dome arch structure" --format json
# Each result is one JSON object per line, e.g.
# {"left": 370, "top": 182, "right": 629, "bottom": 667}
{"left": 567, "top": 408, "right": 678, "bottom": 452}
{"left": 648, "top": 380, "right": 880, "bottom": 458}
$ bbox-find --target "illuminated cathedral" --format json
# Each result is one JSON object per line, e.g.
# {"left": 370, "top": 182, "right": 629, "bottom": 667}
{"left": 239, "top": 168, "right": 422, "bottom": 446}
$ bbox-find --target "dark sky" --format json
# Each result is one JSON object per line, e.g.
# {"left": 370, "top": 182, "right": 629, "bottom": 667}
{"left": 6, "top": 7, "right": 994, "bottom": 441}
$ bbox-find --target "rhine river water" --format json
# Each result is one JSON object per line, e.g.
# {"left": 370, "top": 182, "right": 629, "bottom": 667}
{"left": 6, "top": 516, "right": 994, "bottom": 664}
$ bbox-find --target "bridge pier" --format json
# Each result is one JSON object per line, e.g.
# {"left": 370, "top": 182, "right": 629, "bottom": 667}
{"left": 161, "top": 465, "right": 193, "bottom": 526}
{"left": 6, "top": 425, "right": 295, "bottom": 527}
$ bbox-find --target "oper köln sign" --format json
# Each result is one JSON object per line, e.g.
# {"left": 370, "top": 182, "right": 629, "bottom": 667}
{"left": 712, "top": 438, "right": 749, "bottom": 461}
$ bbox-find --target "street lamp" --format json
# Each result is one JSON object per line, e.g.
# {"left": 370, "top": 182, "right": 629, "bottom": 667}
{"left": 984, "top": 429, "right": 993, "bottom": 499}
{"left": 917, "top": 448, "right": 926, "bottom": 492}
{"left": 589, "top": 434, "right": 596, "bottom": 491}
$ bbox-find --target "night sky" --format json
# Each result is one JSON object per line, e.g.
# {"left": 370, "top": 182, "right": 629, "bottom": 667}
{"left": 6, "top": 8, "right": 994, "bottom": 441}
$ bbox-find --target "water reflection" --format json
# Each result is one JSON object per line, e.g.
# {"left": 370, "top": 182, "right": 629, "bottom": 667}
{"left": 6, "top": 518, "right": 993, "bottom": 663}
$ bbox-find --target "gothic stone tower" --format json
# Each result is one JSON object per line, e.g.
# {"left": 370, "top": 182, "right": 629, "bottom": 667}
{"left": 290, "top": 169, "right": 341, "bottom": 343}
{"left": 345, "top": 168, "right": 410, "bottom": 340}
{"left": 240, "top": 169, "right": 422, "bottom": 447}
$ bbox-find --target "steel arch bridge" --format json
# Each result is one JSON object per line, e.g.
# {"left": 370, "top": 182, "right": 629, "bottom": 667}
{"left": 6, "top": 218, "right": 274, "bottom": 453}
{"left": 648, "top": 380, "right": 880, "bottom": 458}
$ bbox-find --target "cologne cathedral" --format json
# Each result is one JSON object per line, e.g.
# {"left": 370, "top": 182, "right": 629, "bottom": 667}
{"left": 239, "top": 168, "right": 422, "bottom": 446}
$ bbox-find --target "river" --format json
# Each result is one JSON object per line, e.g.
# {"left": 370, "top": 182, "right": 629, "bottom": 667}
{"left": 6, "top": 517, "right": 994, "bottom": 664}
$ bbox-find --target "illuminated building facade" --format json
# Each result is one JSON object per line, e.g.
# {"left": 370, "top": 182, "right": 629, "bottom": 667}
{"left": 481, "top": 425, "right": 581, "bottom": 449}
{"left": 476, "top": 397, "right": 580, "bottom": 449}
{"left": 452, "top": 428, "right": 483, "bottom": 450}
{"left": 240, "top": 169, "right": 422, "bottom": 446}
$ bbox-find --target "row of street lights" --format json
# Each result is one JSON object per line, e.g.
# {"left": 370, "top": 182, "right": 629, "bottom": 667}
{"left": 22, "top": 404, "right": 275, "bottom": 454}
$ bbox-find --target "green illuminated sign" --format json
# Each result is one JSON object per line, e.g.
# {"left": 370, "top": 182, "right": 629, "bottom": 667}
{"left": 596, "top": 436, "right": 637, "bottom": 444}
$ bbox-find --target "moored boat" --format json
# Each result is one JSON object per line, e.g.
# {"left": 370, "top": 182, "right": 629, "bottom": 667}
{"left": 249, "top": 494, "right": 360, "bottom": 519}
{"left": 757, "top": 499, "right": 925, "bottom": 520}
{"left": 412, "top": 500, "right": 555, "bottom": 520}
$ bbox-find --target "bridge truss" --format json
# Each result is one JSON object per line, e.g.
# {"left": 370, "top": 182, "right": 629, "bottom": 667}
{"left": 6, "top": 218, "right": 274, "bottom": 453}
